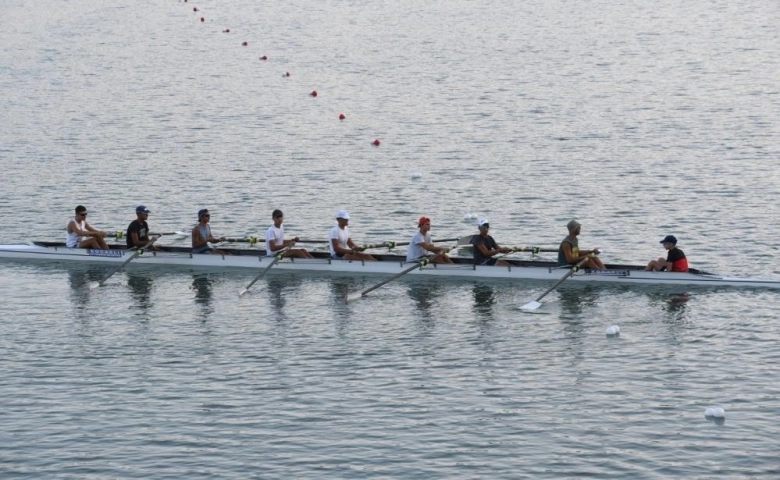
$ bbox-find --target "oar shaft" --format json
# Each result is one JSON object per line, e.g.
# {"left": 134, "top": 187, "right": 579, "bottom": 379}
{"left": 227, "top": 237, "right": 330, "bottom": 244}
{"left": 239, "top": 248, "right": 290, "bottom": 295}
{"left": 534, "top": 255, "right": 593, "bottom": 302}
{"left": 360, "top": 261, "right": 425, "bottom": 297}
{"left": 92, "top": 238, "right": 158, "bottom": 287}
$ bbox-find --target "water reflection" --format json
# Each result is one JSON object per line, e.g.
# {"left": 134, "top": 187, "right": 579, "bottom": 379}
{"left": 472, "top": 283, "right": 496, "bottom": 317}
{"left": 267, "top": 275, "right": 303, "bottom": 318}
{"left": 558, "top": 286, "right": 601, "bottom": 316}
{"left": 407, "top": 281, "right": 444, "bottom": 320}
{"left": 191, "top": 274, "right": 214, "bottom": 320}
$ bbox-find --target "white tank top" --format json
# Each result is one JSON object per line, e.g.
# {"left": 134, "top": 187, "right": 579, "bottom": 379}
{"left": 66, "top": 218, "right": 85, "bottom": 248}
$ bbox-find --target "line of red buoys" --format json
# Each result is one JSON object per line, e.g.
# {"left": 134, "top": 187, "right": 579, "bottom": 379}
{"left": 184, "top": 3, "right": 379, "bottom": 146}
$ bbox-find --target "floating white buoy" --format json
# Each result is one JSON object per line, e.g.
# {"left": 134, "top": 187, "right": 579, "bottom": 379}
{"left": 605, "top": 325, "right": 620, "bottom": 336}
{"left": 705, "top": 406, "right": 725, "bottom": 418}
{"left": 410, "top": 172, "right": 422, "bottom": 180}
{"left": 462, "top": 212, "right": 478, "bottom": 223}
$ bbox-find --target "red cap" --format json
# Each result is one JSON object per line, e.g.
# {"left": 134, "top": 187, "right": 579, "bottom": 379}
{"left": 418, "top": 216, "right": 431, "bottom": 226}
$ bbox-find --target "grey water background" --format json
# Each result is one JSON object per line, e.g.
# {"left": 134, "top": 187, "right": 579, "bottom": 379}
{"left": 2, "top": 0, "right": 779, "bottom": 477}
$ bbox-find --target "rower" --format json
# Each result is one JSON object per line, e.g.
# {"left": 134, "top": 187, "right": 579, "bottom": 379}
{"left": 329, "top": 210, "right": 376, "bottom": 261}
{"left": 66, "top": 205, "right": 109, "bottom": 249}
{"left": 471, "top": 219, "right": 512, "bottom": 266}
{"left": 646, "top": 235, "right": 689, "bottom": 272}
{"left": 265, "top": 209, "right": 314, "bottom": 259}
{"left": 558, "top": 220, "right": 605, "bottom": 270}
{"left": 192, "top": 209, "right": 229, "bottom": 255}
{"left": 126, "top": 205, "right": 159, "bottom": 250}
{"left": 406, "top": 216, "right": 454, "bottom": 264}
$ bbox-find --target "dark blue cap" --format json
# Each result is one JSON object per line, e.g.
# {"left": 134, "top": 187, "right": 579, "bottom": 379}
{"left": 136, "top": 205, "right": 150, "bottom": 214}
{"left": 660, "top": 235, "right": 677, "bottom": 245}
{"left": 198, "top": 209, "right": 210, "bottom": 219}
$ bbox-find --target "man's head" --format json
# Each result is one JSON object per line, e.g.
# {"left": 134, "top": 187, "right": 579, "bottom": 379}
{"left": 567, "top": 220, "right": 581, "bottom": 235}
{"left": 336, "top": 210, "right": 350, "bottom": 227}
{"left": 478, "top": 219, "right": 490, "bottom": 236}
{"left": 136, "top": 205, "right": 150, "bottom": 219}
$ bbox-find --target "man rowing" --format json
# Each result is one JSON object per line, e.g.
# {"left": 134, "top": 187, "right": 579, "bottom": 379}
{"left": 406, "top": 216, "right": 454, "bottom": 264}
{"left": 558, "top": 220, "right": 605, "bottom": 270}
{"left": 192, "top": 209, "right": 228, "bottom": 255}
{"left": 646, "top": 235, "right": 689, "bottom": 272}
{"left": 66, "top": 205, "right": 109, "bottom": 249}
{"left": 471, "top": 219, "right": 512, "bottom": 266}
{"left": 126, "top": 205, "right": 158, "bottom": 249}
{"left": 265, "top": 209, "right": 314, "bottom": 259}
{"left": 329, "top": 210, "right": 376, "bottom": 261}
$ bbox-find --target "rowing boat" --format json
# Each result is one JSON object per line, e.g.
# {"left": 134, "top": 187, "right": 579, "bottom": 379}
{"left": 1, "top": 242, "right": 779, "bottom": 289}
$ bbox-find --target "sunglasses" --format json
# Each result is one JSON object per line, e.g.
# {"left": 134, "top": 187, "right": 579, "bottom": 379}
{"left": 79, "top": 213, "right": 88, "bottom": 217}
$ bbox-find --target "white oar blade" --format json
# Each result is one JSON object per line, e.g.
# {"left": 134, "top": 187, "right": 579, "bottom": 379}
{"left": 238, "top": 288, "right": 249, "bottom": 297}
{"left": 345, "top": 292, "right": 364, "bottom": 303}
{"left": 520, "top": 300, "right": 542, "bottom": 311}
{"left": 88, "top": 281, "right": 101, "bottom": 290}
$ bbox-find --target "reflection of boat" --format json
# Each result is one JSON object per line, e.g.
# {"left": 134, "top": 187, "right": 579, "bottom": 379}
{"left": 1, "top": 241, "right": 780, "bottom": 289}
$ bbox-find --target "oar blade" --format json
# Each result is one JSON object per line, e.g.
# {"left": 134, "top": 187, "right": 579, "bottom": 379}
{"left": 345, "top": 291, "right": 364, "bottom": 303}
{"left": 88, "top": 281, "right": 102, "bottom": 290}
{"left": 520, "top": 300, "right": 543, "bottom": 311}
{"left": 238, "top": 288, "right": 250, "bottom": 297}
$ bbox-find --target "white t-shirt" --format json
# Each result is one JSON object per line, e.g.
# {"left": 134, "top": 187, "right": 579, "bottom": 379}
{"left": 329, "top": 225, "right": 350, "bottom": 257}
{"left": 406, "top": 231, "right": 432, "bottom": 262}
{"left": 265, "top": 224, "right": 285, "bottom": 256}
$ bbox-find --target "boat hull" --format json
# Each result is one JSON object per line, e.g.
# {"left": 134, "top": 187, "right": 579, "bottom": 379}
{"left": 1, "top": 243, "right": 779, "bottom": 289}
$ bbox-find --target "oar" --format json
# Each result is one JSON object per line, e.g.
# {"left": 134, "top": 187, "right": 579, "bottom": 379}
{"left": 112, "top": 231, "right": 187, "bottom": 240}
{"left": 89, "top": 237, "right": 159, "bottom": 289}
{"left": 519, "top": 254, "right": 595, "bottom": 311}
{"left": 345, "top": 248, "right": 454, "bottom": 302}
{"left": 357, "top": 237, "right": 462, "bottom": 250}
{"left": 226, "top": 236, "right": 331, "bottom": 245}
{"left": 238, "top": 248, "right": 289, "bottom": 296}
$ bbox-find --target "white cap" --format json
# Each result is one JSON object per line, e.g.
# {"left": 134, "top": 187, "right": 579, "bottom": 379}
{"left": 478, "top": 218, "right": 489, "bottom": 228}
{"left": 335, "top": 210, "right": 350, "bottom": 220}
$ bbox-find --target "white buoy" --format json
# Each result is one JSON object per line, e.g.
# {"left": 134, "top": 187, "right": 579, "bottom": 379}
{"left": 605, "top": 325, "right": 620, "bottom": 336}
{"left": 462, "top": 213, "right": 478, "bottom": 223}
{"left": 705, "top": 406, "right": 725, "bottom": 418}
{"left": 410, "top": 172, "right": 422, "bottom": 180}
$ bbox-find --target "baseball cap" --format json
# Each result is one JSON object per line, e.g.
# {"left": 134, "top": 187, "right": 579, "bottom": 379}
{"left": 567, "top": 220, "right": 581, "bottom": 233}
{"left": 418, "top": 216, "right": 431, "bottom": 226}
{"left": 478, "top": 218, "right": 490, "bottom": 229}
{"left": 272, "top": 209, "right": 283, "bottom": 218}
{"left": 335, "top": 210, "right": 350, "bottom": 220}
{"left": 136, "top": 205, "right": 150, "bottom": 214}
{"left": 198, "top": 208, "right": 210, "bottom": 219}
{"left": 660, "top": 235, "right": 678, "bottom": 245}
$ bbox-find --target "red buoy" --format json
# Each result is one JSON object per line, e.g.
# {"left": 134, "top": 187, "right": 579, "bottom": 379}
{"left": 339, "top": 113, "right": 346, "bottom": 120}
{"left": 260, "top": 55, "right": 268, "bottom": 60}
{"left": 223, "top": 28, "right": 230, "bottom": 33}
{"left": 285, "top": 72, "right": 290, "bottom": 77}
{"left": 310, "top": 90, "right": 318, "bottom": 97}
{"left": 242, "top": 41, "right": 248, "bottom": 46}
{"left": 193, "top": 7, "right": 198, "bottom": 12}
{"left": 373, "top": 139, "right": 381, "bottom": 146}
{"left": 200, "top": 17, "right": 205, "bottom": 22}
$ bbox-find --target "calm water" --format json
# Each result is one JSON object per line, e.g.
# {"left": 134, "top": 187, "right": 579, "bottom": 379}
{"left": 2, "top": 0, "right": 779, "bottom": 477}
